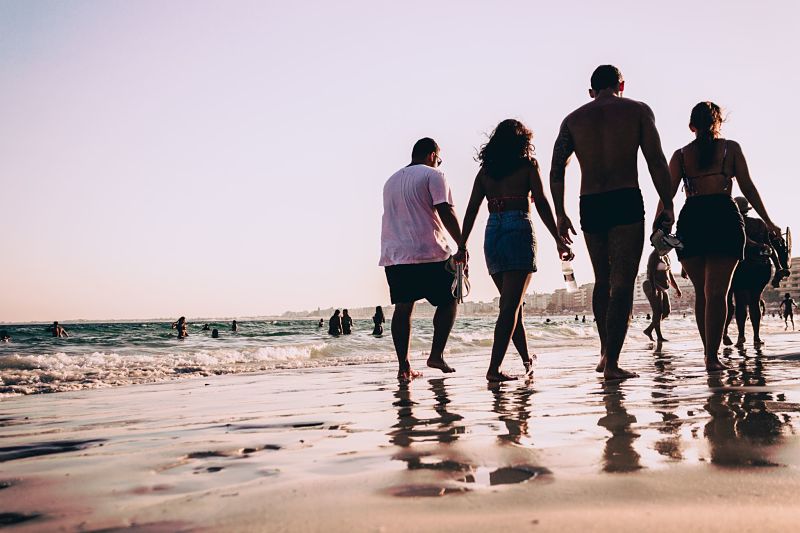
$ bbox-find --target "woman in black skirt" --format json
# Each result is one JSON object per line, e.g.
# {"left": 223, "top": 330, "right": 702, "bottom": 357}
{"left": 658, "top": 102, "right": 780, "bottom": 370}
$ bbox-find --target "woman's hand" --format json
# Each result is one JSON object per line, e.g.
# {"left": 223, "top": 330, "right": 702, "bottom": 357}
{"left": 765, "top": 220, "right": 782, "bottom": 237}
{"left": 557, "top": 240, "right": 574, "bottom": 261}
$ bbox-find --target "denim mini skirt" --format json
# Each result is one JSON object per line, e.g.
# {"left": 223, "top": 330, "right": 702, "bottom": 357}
{"left": 484, "top": 210, "right": 537, "bottom": 276}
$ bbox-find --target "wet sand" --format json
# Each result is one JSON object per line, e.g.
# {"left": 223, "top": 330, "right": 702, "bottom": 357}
{"left": 1, "top": 325, "right": 799, "bottom": 532}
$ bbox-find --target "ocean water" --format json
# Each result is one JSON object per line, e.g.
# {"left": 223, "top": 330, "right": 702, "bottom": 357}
{"left": 0, "top": 317, "right": 604, "bottom": 395}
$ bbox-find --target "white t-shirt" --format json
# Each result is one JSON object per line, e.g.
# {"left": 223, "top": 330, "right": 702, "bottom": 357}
{"left": 379, "top": 164, "right": 454, "bottom": 266}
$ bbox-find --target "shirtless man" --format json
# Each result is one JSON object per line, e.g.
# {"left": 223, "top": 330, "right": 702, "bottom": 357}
{"left": 550, "top": 65, "right": 675, "bottom": 380}
{"left": 781, "top": 293, "right": 798, "bottom": 330}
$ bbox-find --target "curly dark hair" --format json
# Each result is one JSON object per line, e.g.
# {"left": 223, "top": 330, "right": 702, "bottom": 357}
{"left": 689, "top": 101, "right": 725, "bottom": 170}
{"left": 477, "top": 119, "right": 535, "bottom": 180}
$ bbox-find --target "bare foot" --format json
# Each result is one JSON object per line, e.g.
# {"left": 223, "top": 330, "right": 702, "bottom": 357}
{"left": 595, "top": 355, "right": 607, "bottom": 373}
{"left": 705, "top": 358, "right": 728, "bottom": 372}
{"left": 657, "top": 337, "right": 669, "bottom": 342}
{"left": 643, "top": 328, "right": 654, "bottom": 341}
{"left": 426, "top": 356, "right": 455, "bottom": 373}
{"left": 734, "top": 337, "right": 745, "bottom": 348}
{"left": 397, "top": 369, "right": 423, "bottom": 382}
{"left": 486, "top": 370, "right": 518, "bottom": 382}
{"left": 753, "top": 338, "right": 764, "bottom": 347}
{"left": 603, "top": 366, "right": 639, "bottom": 380}
{"left": 522, "top": 360, "right": 534, "bottom": 377}
{"left": 722, "top": 334, "right": 733, "bottom": 346}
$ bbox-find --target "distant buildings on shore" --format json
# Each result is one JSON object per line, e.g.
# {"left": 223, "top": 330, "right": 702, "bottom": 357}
{"left": 283, "top": 257, "right": 799, "bottom": 319}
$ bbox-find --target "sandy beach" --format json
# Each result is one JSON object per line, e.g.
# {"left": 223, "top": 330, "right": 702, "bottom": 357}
{"left": 2, "top": 324, "right": 800, "bottom": 532}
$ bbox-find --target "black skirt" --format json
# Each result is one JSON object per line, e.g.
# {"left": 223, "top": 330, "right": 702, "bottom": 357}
{"left": 676, "top": 194, "right": 745, "bottom": 260}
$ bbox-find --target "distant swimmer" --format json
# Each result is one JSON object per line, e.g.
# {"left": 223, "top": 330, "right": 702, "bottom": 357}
{"left": 372, "top": 306, "right": 385, "bottom": 335}
{"left": 171, "top": 317, "right": 188, "bottom": 339}
{"left": 550, "top": 65, "right": 675, "bottom": 380}
{"left": 781, "top": 293, "right": 798, "bottom": 330}
{"left": 50, "top": 321, "right": 69, "bottom": 338}
{"left": 211, "top": 328, "right": 220, "bottom": 338}
{"left": 201, "top": 324, "right": 210, "bottom": 331}
{"left": 0, "top": 331, "right": 10, "bottom": 342}
{"left": 582, "top": 315, "right": 586, "bottom": 323}
{"left": 231, "top": 320, "right": 238, "bottom": 332}
{"left": 341, "top": 309, "right": 353, "bottom": 335}
{"left": 317, "top": 319, "right": 324, "bottom": 328}
{"left": 328, "top": 310, "right": 343, "bottom": 336}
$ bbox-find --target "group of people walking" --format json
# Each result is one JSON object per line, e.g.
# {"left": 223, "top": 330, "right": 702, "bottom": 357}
{"left": 380, "top": 64, "right": 785, "bottom": 382}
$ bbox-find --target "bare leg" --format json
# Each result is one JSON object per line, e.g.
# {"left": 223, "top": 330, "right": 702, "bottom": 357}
{"left": 392, "top": 302, "right": 422, "bottom": 381}
{"left": 592, "top": 222, "right": 644, "bottom": 380}
{"left": 487, "top": 271, "right": 532, "bottom": 382}
{"left": 491, "top": 274, "right": 533, "bottom": 374}
{"left": 733, "top": 289, "right": 749, "bottom": 347}
{"left": 642, "top": 281, "right": 664, "bottom": 341}
{"left": 723, "top": 290, "right": 735, "bottom": 346}
{"left": 702, "top": 257, "right": 739, "bottom": 370}
{"left": 585, "top": 232, "right": 610, "bottom": 372}
{"left": 427, "top": 299, "right": 457, "bottom": 373}
{"left": 748, "top": 289, "right": 764, "bottom": 345}
{"left": 681, "top": 257, "right": 707, "bottom": 351}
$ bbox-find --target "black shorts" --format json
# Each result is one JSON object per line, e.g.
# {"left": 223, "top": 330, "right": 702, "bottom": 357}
{"left": 676, "top": 194, "right": 744, "bottom": 260}
{"left": 579, "top": 188, "right": 645, "bottom": 234}
{"left": 731, "top": 260, "right": 771, "bottom": 291}
{"left": 385, "top": 260, "right": 455, "bottom": 306}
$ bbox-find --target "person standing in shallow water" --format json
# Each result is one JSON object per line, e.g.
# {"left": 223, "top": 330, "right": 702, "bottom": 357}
{"left": 231, "top": 320, "right": 238, "bottom": 332}
{"left": 723, "top": 197, "right": 782, "bottom": 348}
{"left": 642, "top": 247, "right": 682, "bottom": 342}
{"left": 459, "top": 119, "right": 570, "bottom": 381}
{"left": 658, "top": 101, "right": 781, "bottom": 370}
{"left": 781, "top": 293, "right": 798, "bottom": 330}
{"left": 379, "top": 137, "right": 464, "bottom": 381}
{"left": 341, "top": 309, "right": 353, "bottom": 335}
{"left": 328, "top": 310, "right": 343, "bottom": 336}
{"left": 50, "top": 321, "right": 69, "bottom": 338}
{"left": 372, "top": 306, "right": 385, "bottom": 335}
{"left": 549, "top": 65, "right": 676, "bottom": 380}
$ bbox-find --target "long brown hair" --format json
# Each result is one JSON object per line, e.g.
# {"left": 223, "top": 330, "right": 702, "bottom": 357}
{"left": 477, "top": 119, "right": 535, "bottom": 180}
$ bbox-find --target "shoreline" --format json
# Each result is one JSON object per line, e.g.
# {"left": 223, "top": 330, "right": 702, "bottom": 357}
{"left": 1, "top": 331, "right": 799, "bottom": 531}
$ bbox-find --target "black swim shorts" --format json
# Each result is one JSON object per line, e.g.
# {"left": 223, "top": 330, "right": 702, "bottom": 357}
{"left": 385, "top": 260, "right": 455, "bottom": 306}
{"left": 579, "top": 187, "right": 645, "bottom": 234}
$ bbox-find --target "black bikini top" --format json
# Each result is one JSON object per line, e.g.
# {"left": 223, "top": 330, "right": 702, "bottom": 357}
{"left": 679, "top": 140, "right": 732, "bottom": 195}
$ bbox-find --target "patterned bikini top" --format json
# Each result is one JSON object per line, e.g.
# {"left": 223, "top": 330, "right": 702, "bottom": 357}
{"left": 679, "top": 140, "right": 732, "bottom": 196}
{"left": 487, "top": 195, "right": 530, "bottom": 212}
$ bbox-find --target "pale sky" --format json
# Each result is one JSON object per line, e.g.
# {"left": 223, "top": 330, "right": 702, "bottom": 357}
{"left": 2, "top": 0, "right": 798, "bottom": 322}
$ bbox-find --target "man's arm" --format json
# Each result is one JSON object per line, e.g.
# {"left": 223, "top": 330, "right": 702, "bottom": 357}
{"left": 435, "top": 203, "right": 463, "bottom": 252}
{"left": 549, "top": 118, "right": 577, "bottom": 243}
{"left": 639, "top": 103, "right": 674, "bottom": 227}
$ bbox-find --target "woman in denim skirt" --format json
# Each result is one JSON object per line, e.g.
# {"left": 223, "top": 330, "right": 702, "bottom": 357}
{"left": 459, "top": 119, "right": 572, "bottom": 381}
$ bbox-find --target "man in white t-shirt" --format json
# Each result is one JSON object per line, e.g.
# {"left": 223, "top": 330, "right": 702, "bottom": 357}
{"left": 380, "top": 138, "right": 466, "bottom": 381}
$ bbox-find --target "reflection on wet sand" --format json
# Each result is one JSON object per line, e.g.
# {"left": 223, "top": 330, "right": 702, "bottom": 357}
{"left": 652, "top": 348, "right": 684, "bottom": 461}
{"left": 704, "top": 353, "right": 789, "bottom": 467}
{"left": 487, "top": 380, "right": 535, "bottom": 445}
{"left": 597, "top": 383, "right": 642, "bottom": 473}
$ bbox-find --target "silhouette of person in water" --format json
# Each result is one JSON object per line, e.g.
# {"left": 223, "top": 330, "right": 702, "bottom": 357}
{"left": 341, "top": 309, "right": 353, "bottom": 335}
{"left": 211, "top": 328, "right": 219, "bottom": 338}
{"left": 582, "top": 315, "right": 586, "bottom": 323}
{"left": 50, "top": 321, "right": 69, "bottom": 338}
{"left": 781, "top": 293, "right": 797, "bottom": 330}
{"left": 317, "top": 318, "right": 324, "bottom": 328}
{"left": 372, "top": 306, "right": 385, "bottom": 335}
{"left": 1, "top": 331, "right": 10, "bottom": 342}
{"left": 328, "top": 310, "right": 343, "bottom": 336}
{"left": 201, "top": 324, "right": 210, "bottom": 331}
{"left": 171, "top": 317, "right": 187, "bottom": 339}
{"left": 550, "top": 65, "right": 676, "bottom": 380}
{"left": 231, "top": 320, "right": 238, "bottom": 332}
